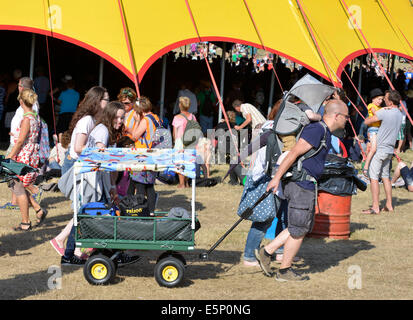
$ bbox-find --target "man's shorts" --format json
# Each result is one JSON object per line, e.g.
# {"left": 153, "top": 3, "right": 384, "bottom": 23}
{"left": 397, "top": 122, "right": 406, "bottom": 141}
{"left": 283, "top": 181, "right": 316, "bottom": 238}
{"left": 368, "top": 151, "right": 392, "bottom": 180}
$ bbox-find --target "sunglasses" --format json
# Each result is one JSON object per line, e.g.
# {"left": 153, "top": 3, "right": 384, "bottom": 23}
{"left": 336, "top": 112, "right": 350, "bottom": 120}
{"left": 121, "top": 89, "right": 135, "bottom": 98}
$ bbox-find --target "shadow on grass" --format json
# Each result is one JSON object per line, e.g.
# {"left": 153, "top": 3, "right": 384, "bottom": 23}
{"left": 299, "top": 238, "right": 375, "bottom": 275}
{"left": 0, "top": 211, "right": 73, "bottom": 258}
{"left": 0, "top": 267, "right": 80, "bottom": 300}
{"left": 350, "top": 222, "right": 374, "bottom": 233}
{"left": 116, "top": 248, "right": 240, "bottom": 288}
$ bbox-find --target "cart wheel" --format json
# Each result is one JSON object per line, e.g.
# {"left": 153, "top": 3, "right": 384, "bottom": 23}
{"left": 83, "top": 254, "right": 116, "bottom": 285}
{"left": 154, "top": 256, "right": 185, "bottom": 288}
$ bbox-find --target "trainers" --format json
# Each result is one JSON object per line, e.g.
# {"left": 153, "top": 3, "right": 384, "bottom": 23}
{"left": 50, "top": 238, "right": 65, "bottom": 256}
{"left": 116, "top": 252, "right": 141, "bottom": 267}
{"left": 61, "top": 255, "right": 86, "bottom": 266}
{"left": 254, "top": 246, "right": 273, "bottom": 277}
{"left": 275, "top": 268, "right": 309, "bottom": 282}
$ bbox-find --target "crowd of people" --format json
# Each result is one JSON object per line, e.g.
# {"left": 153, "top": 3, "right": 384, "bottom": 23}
{"left": 1, "top": 49, "right": 413, "bottom": 280}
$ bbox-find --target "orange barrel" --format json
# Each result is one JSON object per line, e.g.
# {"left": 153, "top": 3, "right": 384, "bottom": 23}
{"left": 307, "top": 191, "right": 351, "bottom": 240}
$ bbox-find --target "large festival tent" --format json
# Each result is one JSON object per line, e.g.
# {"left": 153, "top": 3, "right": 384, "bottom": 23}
{"left": 1, "top": 0, "right": 413, "bottom": 124}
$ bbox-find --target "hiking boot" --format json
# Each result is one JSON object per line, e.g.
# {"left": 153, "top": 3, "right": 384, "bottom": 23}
{"left": 116, "top": 252, "right": 141, "bottom": 267}
{"left": 254, "top": 246, "right": 273, "bottom": 277}
{"left": 61, "top": 255, "right": 86, "bottom": 266}
{"left": 274, "top": 268, "right": 309, "bottom": 282}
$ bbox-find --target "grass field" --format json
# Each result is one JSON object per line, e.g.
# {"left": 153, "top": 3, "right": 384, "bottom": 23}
{"left": 0, "top": 148, "right": 412, "bottom": 300}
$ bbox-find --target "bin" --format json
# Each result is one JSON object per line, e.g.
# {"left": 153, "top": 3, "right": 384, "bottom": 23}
{"left": 307, "top": 191, "right": 351, "bottom": 240}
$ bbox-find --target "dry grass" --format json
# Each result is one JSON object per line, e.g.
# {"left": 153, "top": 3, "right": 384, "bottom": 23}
{"left": 1, "top": 149, "right": 413, "bottom": 300}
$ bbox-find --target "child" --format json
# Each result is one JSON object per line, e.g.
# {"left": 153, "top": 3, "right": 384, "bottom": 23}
{"left": 47, "top": 132, "right": 70, "bottom": 171}
{"left": 115, "top": 136, "right": 135, "bottom": 199}
{"left": 363, "top": 88, "right": 384, "bottom": 176}
{"left": 276, "top": 95, "right": 321, "bottom": 165}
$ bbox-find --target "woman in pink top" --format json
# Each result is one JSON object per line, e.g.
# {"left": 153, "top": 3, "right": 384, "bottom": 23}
{"left": 172, "top": 96, "right": 197, "bottom": 188}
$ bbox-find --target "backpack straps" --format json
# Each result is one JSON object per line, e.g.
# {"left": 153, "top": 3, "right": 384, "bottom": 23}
{"left": 145, "top": 113, "right": 162, "bottom": 129}
{"left": 296, "top": 121, "right": 328, "bottom": 172}
{"left": 141, "top": 113, "right": 160, "bottom": 149}
{"left": 179, "top": 113, "right": 192, "bottom": 122}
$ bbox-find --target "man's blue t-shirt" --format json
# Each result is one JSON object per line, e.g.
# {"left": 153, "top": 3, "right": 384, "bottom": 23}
{"left": 59, "top": 88, "right": 80, "bottom": 114}
{"left": 295, "top": 121, "right": 331, "bottom": 190}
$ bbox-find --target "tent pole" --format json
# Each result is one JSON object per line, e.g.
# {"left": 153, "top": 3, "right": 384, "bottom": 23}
{"left": 29, "top": 33, "right": 36, "bottom": 79}
{"left": 160, "top": 54, "right": 167, "bottom": 119}
{"left": 357, "top": 56, "right": 363, "bottom": 105}
{"left": 218, "top": 42, "right": 226, "bottom": 123}
{"left": 390, "top": 55, "right": 396, "bottom": 82}
{"left": 98, "top": 57, "right": 104, "bottom": 86}
{"left": 268, "top": 70, "right": 275, "bottom": 117}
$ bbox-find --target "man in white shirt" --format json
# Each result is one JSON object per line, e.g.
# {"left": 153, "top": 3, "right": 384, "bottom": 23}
{"left": 173, "top": 82, "right": 198, "bottom": 115}
{"left": 232, "top": 99, "right": 266, "bottom": 131}
{"left": 8, "top": 77, "right": 39, "bottom": 150}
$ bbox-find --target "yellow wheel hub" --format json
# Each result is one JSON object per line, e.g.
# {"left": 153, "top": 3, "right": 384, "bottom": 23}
{"left": 91, "top": 263, "right": 108, "bottom": 280}
{"left": 162, "top": 265, "right": 179, "bottom": 282}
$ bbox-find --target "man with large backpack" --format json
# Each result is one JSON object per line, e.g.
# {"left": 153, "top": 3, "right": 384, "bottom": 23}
{"left": 255, "top": 99, "right": 349, "bottom": 282}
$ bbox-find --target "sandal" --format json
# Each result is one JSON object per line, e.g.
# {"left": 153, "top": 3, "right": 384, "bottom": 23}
{"left": 362, "top": 208, "right": 379, "bottom": 215}
{"left": 14, "top": 222, "right": 32, "bottom": 232}
{"left": 35, "top": 208, "right": 48, "bottom": 227}
{"left": 362, "top": 169, "right": 369, "bottom": 178}
{"left": 380, "top": 206, "right": 395, "bottom": 213}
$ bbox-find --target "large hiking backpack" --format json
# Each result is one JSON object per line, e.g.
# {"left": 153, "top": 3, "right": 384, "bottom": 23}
{"left": 223, "top": 73, "right": 335, "bottom": 182}
{"left": 265, "top": 74, "right": 335, "bottom": 177}
{"left": 181, "top": 113, "right": 203, "bottom": 147}
{"left": 145, "top": 113, "right": 172, "bottom": 149}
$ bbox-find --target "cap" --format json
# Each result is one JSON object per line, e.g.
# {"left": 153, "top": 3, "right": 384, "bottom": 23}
{"left": 370, "top": 88, "right": 384, "bottom": 100}
{"left": 61, "top": 75, "right": 72, "bottom": 83}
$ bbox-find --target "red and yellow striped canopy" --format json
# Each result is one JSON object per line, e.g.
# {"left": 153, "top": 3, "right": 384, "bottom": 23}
{"left": 1, "top": 0, "right": 412, "bottom": 86}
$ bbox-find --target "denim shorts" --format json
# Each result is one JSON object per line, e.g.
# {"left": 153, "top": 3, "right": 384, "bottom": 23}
{"left": 283, "top": 181, "right": 316, "bottom": 238}
{"left": 367, "top": 126, "right": 379, "bottom": 135}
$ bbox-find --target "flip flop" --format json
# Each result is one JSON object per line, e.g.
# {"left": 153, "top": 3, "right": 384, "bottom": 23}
{"left": 13, "top": 222, "right": 32, "bottom": 232}
{"left": 362, "top": 169, "right": 369, "bottom": 178}
{"left": 35, "top": 208, "right": 48, "bottom": 227}
{"left": 380, "top": 206, "right": 395, "bottom": 213}
{"left": 362, "top": 208, "right": 379, "bottom": 215}
{"left": 0, "top": 202, "right": 19, "bottom": 210}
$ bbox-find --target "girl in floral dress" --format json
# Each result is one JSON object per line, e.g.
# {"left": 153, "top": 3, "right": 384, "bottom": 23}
{"left": 6, "top": 88, "right": 47, "bottom": 231}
